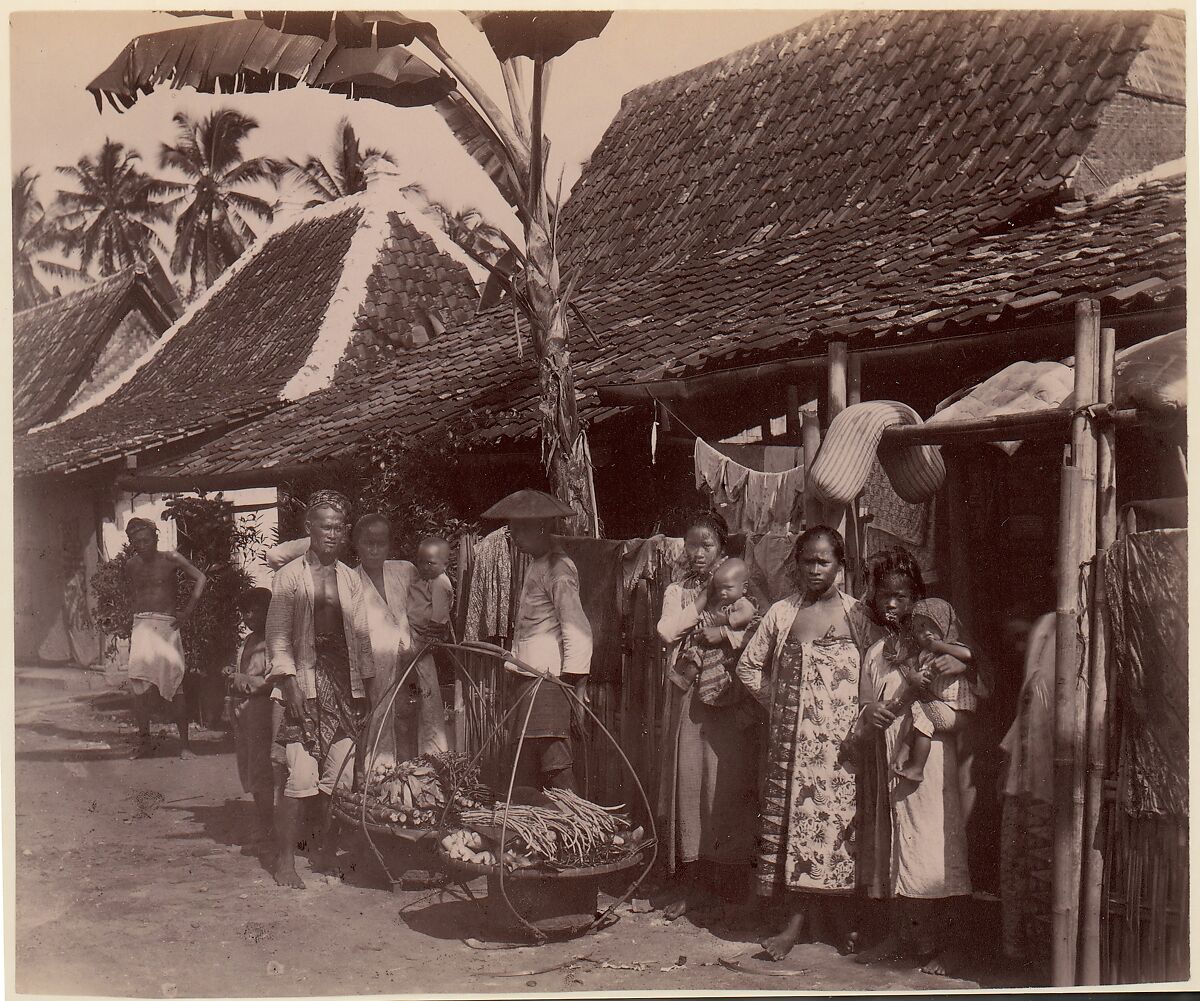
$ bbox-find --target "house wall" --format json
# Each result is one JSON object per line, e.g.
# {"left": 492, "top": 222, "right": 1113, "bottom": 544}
{"left": 17, "top": 480, "right": 279, "bottom": 673}
{"left": 1075, "top": 92, "right": 1186, "bottom": 196}
{"left": 14, "top": 481, "right": 104, "bottom": 667}
{"left": 64, "top": 308, "right": 160, "bottom": 416}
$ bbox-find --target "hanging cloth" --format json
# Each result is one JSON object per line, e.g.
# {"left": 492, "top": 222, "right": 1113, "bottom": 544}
{"left": 693, "top": 439, "right": 806, "bottom": 535}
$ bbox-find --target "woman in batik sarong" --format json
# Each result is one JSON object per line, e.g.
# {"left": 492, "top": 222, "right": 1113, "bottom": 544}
{"left": 655, "top": 511, "right": 762, "bottom": 921}
{"left": 854, "top": 547, "right": 976, "bottom": 977}
{"left": 736, "top": 526, "right": 883, "bottom": 960}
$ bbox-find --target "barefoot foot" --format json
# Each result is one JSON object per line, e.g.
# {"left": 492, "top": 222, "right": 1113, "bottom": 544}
{"left": 662, "top": 896, "right": 688, "bottom": 922}
{"left": 892, "top": 761, "right": 925, "bottom": 783}
{"left": 273, "top": 864, "right": 306, "bottom": 889}
{"left": 920, "top": 947, "right": 962, "bottom": 977}
{"left": 761, "top": 910, "right": 806, "bottom": 961}
{"left": 129, "top": 738, "right": 153, "bottom": 760}
{"left": 178, "top": 747, "right": 197, "bottom": 760}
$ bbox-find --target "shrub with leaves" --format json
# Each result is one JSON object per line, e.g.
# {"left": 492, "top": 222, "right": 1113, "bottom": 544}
{"left": 278, "top": 422, "right": 484, "bottom": 570}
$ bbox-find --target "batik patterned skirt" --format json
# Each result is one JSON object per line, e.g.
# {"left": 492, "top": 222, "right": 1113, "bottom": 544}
{"left": 757, "top": 633, "right": 861, "bottom": 896}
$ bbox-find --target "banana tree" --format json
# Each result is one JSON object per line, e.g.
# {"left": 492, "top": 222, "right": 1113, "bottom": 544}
{"left": 87, "top": 10, "right": 611, "bottom": 535}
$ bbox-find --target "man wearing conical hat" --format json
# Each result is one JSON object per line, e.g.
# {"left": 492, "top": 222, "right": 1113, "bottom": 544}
{"left": 482, "top": 490, "right": 593, "bottom": 793}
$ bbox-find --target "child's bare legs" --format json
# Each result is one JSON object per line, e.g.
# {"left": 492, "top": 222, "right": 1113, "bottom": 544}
{"left": 895, "top": 731, "right": 932, "bottom": 783}
{"left": 273, "top": 794, "right": 306, "bottom": 889}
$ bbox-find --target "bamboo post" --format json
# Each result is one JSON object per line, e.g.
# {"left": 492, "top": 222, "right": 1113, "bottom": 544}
{"left": 944, "top": 452, "right": 972, "bottom": 631}
{"left": 1052, "top": 299, "right": 1101, "bottom": 987}
{"left": 1080, "top": 325, "right": 1117, "bottom": 984}
{"left": 826, "top": 340, "right": 851, "bottom": 587}
{"left": 847, "top": 351, "right": 862, "bottom": 406}
{"left": 786, "top": 385, "right": 802, "bottom": 443}
{"left": 802, "top": 407, "right": 821, "bottom": 530}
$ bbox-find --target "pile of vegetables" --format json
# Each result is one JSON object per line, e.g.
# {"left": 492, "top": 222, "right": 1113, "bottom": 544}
{"left": 441, "top": 789, "right": 647, "bottom": 871}
{"left": 335, "top": 751, "right": 494, "bottom": 830}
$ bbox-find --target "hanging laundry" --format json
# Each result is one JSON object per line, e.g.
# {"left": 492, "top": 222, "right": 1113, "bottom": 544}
{"left": 464, "top": 526, "right": 514, "bottom": 642}
{"left": 693, "top": 439, "right": 806, "bottom": 535}
{"left": 694, "top": 438, "right": 727, "bottom": 495}
{"left": 863, "top": 459, "right": 928, "bottom": 546}
{"left": 743, "top": 531, "right": 801, "bottom": 603}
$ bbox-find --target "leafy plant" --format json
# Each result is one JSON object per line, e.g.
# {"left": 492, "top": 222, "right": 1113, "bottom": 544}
{"left": 278, "top": 421, "right": 483, "bottom": 570}
{"left": 90, "top": 495, "right": 266, "bottom": 682}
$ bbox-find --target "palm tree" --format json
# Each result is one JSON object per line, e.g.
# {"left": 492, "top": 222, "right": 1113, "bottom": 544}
{"left": 285, "top": 118, "right": 405, "bottom": 207}
{"left": 158, "top": 108, "right": 283, "bottom": 293}
{"left": 12, "top": 167, "right": 85, "bottom": 310}
{"left": 54, "top": 141, "right": 172, "bottom": 278}
{"left": 433, "top": 205, "right": 509, "bottom": 267}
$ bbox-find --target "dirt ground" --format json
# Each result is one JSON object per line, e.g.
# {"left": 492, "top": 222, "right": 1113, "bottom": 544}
{"left": 13, "top": 668, "right": 981, "bottom": 998}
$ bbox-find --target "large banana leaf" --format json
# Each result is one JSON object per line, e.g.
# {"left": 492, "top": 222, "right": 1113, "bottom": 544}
{"left": 87, "top": 18, "right": 453, "bottom": 110}
{"left": 465, "top": 11, "right": 612, "bottom": 61}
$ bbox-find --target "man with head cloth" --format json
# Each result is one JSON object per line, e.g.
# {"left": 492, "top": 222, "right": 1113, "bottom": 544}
{"left": 266, "top": 490, "right": 375, "bottom": 889}
{"left": 482, "top": 489, "right": 593, "bottom": 793}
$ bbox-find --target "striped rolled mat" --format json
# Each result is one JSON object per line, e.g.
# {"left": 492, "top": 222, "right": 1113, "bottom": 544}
{"left": 808, "top": 400, "right": 945, "bottom": 505}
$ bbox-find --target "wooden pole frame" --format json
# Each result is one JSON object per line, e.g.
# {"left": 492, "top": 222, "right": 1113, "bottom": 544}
{"left": 802, "top": 406, "right": 821, "bottom": 530}
{"left": 826, "top": 340, "right": 852, "bottom": 589}
{"left": 1052, "top": 299, "right": 1102, "bottom": 986}
{"left": 1080, "top": 325, "right": 1118, "bottom": 983}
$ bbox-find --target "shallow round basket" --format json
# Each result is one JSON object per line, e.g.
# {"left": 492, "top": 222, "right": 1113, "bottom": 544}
{"left": 436, "top": 847, "right": 647, "bottom": 940}
{"left": 435, "top": 847, "right": 646, "bottom": 881}
{"left": 330, "top": 799, "right": 444, "bottom": 843}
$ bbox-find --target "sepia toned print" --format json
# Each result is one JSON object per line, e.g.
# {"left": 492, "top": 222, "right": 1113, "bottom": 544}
{"left": 10, "top": 7, "right": 1187, "bottom": 997}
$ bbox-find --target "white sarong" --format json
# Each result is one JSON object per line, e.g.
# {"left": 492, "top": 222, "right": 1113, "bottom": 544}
{"left": 128, "top": 612, "right": 186, "bottom": 703}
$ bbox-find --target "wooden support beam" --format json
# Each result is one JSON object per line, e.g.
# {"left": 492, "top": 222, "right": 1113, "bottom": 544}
{"left": 1052, "top": 299, "right": 1101, "bottom": 987}
{"left": 786, "top": 385, "right": 802, "bottom": 443}
{"left": 827, "top": 340, "right": 848, "bottom": 420}
{"left": 802, "top": 408, "right": 821, "bottom": 530}
{"left": 848, "top": 352, "right": 862, "bottom": 406}
{"left": 944, "top": 452, "right": 973, "bottom": 635}
{"left": 1079, "top": 325, "right": 1117, "bottom": 985}
{"left": 879, "top": 407, "right": 1142, "bottom": 448}
{"left": 826, "top": 340, "right": 851, "bottom": 586}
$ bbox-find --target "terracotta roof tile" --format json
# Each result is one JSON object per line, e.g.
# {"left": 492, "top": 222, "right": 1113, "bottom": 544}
{"left": 150, "top": 174, "right": 1183, "bottom": 479}
{"left": 558, "top": 10, "right": 1155, "bottom": 284}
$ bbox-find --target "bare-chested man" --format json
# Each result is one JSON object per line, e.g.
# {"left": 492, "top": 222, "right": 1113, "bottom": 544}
{"left": 266, "top": 491, "right": 375, "bottom": 889}
{"left": 124, "top": 517, "right": 208, "bottom": 759}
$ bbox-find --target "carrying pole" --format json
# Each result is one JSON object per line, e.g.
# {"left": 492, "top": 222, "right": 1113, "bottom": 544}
{"left": 1052, "top": 300, "right": 1101, "bottom": 986}
{"left": 1079, "top": 325, "right": 1117, "bottom": 983}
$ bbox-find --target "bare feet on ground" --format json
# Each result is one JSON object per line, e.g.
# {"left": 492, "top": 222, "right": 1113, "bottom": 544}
{"left": 662, "top": 896, "right": 688, "bottom": 922}
{"left": 762, "top": 911, "right": 805, "bottom": 961}
{"left": 178, "top": 747, "right": 197, "bottom": 760}
{"left": 920, "top": 947, "right": 962, "bottom": 977}
{"left": 129, "top": 737, "right": 153, "bottom": 759}
{"left": 273, "top": 863, "right": 305, "bottom": 889}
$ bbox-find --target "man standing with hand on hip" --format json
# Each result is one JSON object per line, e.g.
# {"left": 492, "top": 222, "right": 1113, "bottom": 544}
{"left": 124, "top": 517, "right": 207, "bottom": 759}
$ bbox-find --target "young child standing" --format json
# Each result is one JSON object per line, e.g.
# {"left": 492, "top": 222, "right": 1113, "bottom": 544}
{"left": 226, "top": 588, "right": 279, "bottom": 851}
{"left": 889, "top": 598, "right": 976, "bottom": 784}
{"left": 669, "top": 558, "right": 758, "bottom": 704}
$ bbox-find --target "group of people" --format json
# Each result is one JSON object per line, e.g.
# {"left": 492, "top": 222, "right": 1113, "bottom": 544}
{"left": 121, "top": 487, "right": 988, "bottom": 973}
{"left": 653, "top": 511, "right": 989, "bottom": 975}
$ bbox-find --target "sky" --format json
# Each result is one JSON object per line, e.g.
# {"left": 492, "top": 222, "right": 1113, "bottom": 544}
{"left": 10, "top": 9, "right": 822, "bottom": 267}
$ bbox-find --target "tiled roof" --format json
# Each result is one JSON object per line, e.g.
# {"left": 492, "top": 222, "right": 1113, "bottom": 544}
{"left": 558, "top": 10, "right": 1157, "bottom": 283}
{"left": 153, "top": 173, "right": 1184, "bottom": 477}
{"left": 13, "top": 265, "right": 179, "bottom": 431}
{"left": 15, "top": 190, "right": 479, "bottom": 476}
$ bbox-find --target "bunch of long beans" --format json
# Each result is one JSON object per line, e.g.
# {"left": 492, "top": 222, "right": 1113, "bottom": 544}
{"left": 459, "top": 791, "right": 630, "bottom": 866}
